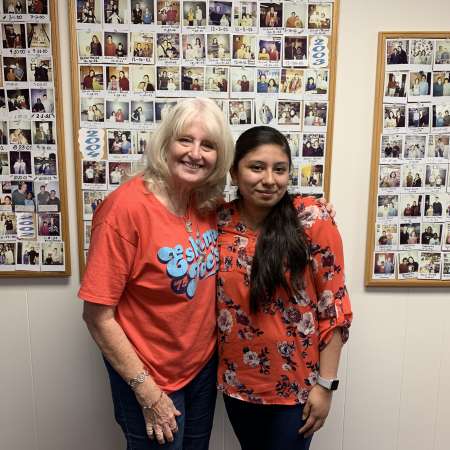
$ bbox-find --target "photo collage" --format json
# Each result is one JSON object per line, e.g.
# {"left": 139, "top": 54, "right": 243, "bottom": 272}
{"left": 373, "top": 37, "right": 450, "bottom": 281}
{"left": 74, "top": 0, "right": 335, "bottom": 258}
{"left": 0, "top": 0, "right": 66, "bottom": 273}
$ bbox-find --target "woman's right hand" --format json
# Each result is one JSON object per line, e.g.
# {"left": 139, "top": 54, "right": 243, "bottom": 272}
{"left": 141, "top": 391, "right": 182, "bottom": 445}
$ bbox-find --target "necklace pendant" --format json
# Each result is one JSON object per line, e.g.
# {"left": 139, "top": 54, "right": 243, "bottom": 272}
{"left": 185, "top": 220, "right": 193, "bottom": 233}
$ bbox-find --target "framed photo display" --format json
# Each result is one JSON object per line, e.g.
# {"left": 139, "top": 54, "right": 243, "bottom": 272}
{"left": 0, "top": 0, "right": 71, "bottom": 276}
{"left": 69, "top": 0, "right": 340, "bottom": 276}
{"left": 365, "top": 32, "right": 450, "bottom": 286}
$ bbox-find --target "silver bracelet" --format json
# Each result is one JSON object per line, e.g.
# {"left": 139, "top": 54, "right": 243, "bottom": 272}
{"left": 128, "top": 369, "right": 149, "bottom": 391}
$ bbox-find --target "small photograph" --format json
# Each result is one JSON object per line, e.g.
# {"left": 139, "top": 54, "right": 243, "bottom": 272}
{"left": 37, "top": 212, "right": 60, "bottom": 238}
{"left": 76, "top": 0, "right": 101, "bottom": 23}
{"left": 182, "top": 1, "right": 206, "bottom": 27}
{"left": 304, "top": 101, "right": 327, "bottom": 128}
{"left": 105, "top": 99, "right": 129, "bottom": 123}
{"left": 156, "top": 0, "right": 180, "bottom": 26}
{"left": 78, "top": 31, "right": 103, "bottom": 58}
{"left": 16, "top": 242, "right": 40, "bottom": 267}
{"left": 207, "top": 34, "right": 231, "bottom": 61}
{"left": 233, "top": 1, "right": 257, "bottom": 28}
{"left": 3, "top": 57, "right": 28, "bottom": 83}
{"left": 302, "top": 133, "right": 325, "bottom": 158}
{"left": 156, "top": 66, "right": 180, "bottom": 91}
{"left": 284, "top": 36, "right": 307, "bottom": 65}
{"left": 204, "top": 66, "right": 228, "bottom": 93}
{"left": 0, "top": 213, "right": 16, "bottom": 236}
{"left": 432, "top": 103, "right": 450, "bottom": 128}
{"left": 80, "top": 66, "right": 104, "bottom": 91}
{"left": 427, "top": 134, "right": 449, "bottom": 159}
{"left": 130, "top": 100, "right": 154, "bottom": 123}
{"left": 9, "top": 120, "right": 31, "bottom": 144}
{"left": 386, "top": 39, "right": 409, "bottom": 66}
{"left": 0, "top": 243, "right": 15, "bottom": 268}
{"left": 109, "top": 162, "right": 131, "bottom": 186}
{"left": 182, "top": 34, "right": 206, "bottom": 61}
{"left": 432, "top": 72, "right": 450, "bottom": 97}
{"left": 156, "top": 33, "right": 180, "bottom": 61}
{"left": 131, "top": 0, "right": 154, "bottom": 24}
{"left": 304, "top": 69, "right": 328, "bottom": 95}
{"left": 33, "top": 151, "right": 57, "bottom": 178}
{"left": 378, "top": 164, "right": 401, "bottom": 189}
{"left": 27, "top": 23, "right": 50, "bottom": 49}
{"left": 2, "top": 23, "right": 26, "bottom": 49}
{"left": 104, "top": 0, "right": 127, "bottom": 24}
{"left": 181, "top": 67, "right": 204, "bottom": 91}
{"left": 255, "top": 68, "right": 279, "bottom": 94}
{"left": 255, "top": 98, "right": 276, "bottom": 126}
{"left": 418, "top": 252, "right": 441, "bottom": 278}
{"left": 377, "top": 194, "right": 399, "bottom": 218}
{"left": 283, "top": 1, "right": 306, "bottom": 30}
{"left": 41, "top": 241, "right": 64, "bottom": 268}
{"left": 285, "top": 132, "right": 301, "bottom": 158}
{"left": 407, "top": 104, "right": 430, "bottom": 129}
{"left": 384, "top": 72, "right": 407, "bottom": 99}
{"left": 107, "top": 130, "right": 133, "bottom": 155}
{"left": 408, "top": 71, "right": 431, "bottom": 99}
{"left": 0, "top": 121, "right": 7, "bottom": 144}
{"left": 373, "top": 252, "right": 395, "bottom": 277}
{"left": 208, "top": 1, "right": 232, "bottom": 27}
{"left": 9, "top": 150, "right": 32, "bottom": 175}
{"left": 28, "top": 57, "right": 52, "bottom": 83}
{"left": 375, "top": 223, "right": 398, "bottom": 248}
{"left": 83, "top": 190, "right": 107, "bottom": 218}
{"left": 380, "top": 134, "right": 403, "bottom": 159}
{"left": 133, "top": 130, "right": 152, "bottom": 154}
{"left": 35, "top": 181, "right": 60, "bottom": 211}
{"left": 103, "top": 32, "right": 128, "bottom": 58}
{"left": 131, "top": 32, "right": 154, "bottom": 61}
{"left": 232, "top": 34, "right": 255, "bottom": 62}
{"left": 4, "top": 0, "right": 25, "bottom": 13}
{"left": 307, "top": 3, "right": 331, "bottom": 32}
{"left": 424, "top": 194, "right": 445, "bottom": 218}
{"left": 425, "top": 164, "right": 447, "bottom": 189}
{"left": 401, "top": 162, "right": 424, "bottom": 188}
{"left": 154, "top": 99, "right": 177, "bottom": 121}
{"left": 228, "top": 100, "right": 252, "bottom": 125}
{"left": 30, "top": 88, "right": 54, "bottom": 114}
{"left": 299, "top": 162, "right": 323, "bottom": 188}
{"left": 400, "top": 193, "right": 422, "bottom": 217}
{"left": 384, "top": 104, "right": 406, "bottom": 129}
{"left": 399, "top": 222, "right": 421, "bottom": 246}
{"left": 434, "top": 40, "right": 450, "bottom": 66}
{"left": 130, "top": 66, "right": 155, "bottom": 92}
{"left": 259, "top": 2, "right": 283, "bottom": 29}
{"left": 409, "top": 39, "right": 433, "bottom": 65}
{"left": 7, "top": 88, "right": 30, "bottom": 112}
{"left": 32, "top": 121, "right": 55, "bottom": 145}
{"left": 277, "top": 100, "right": 301, "bottom": 126}
{"left": 403, "top": 134, "right": 426, "bottom": 159}
{"left": 280, "top": 68, "right": 303, "bottom": 95}
{"left": 105, "top": 66, "right": 130, "bottom": 92}
{"left": 82, "top": 160, "right": 107, "bottom": 185}
{"left": 80, "top": 98, "right": 105, "bottom": 122}
{"left": 398, "top": 250, "right": 419, "bottom": 278}
{"left": 257, "top": 37, "right": 281, "bottom": 63}
{"left": 421, "top": 223, "right": 443, "bottom": 247}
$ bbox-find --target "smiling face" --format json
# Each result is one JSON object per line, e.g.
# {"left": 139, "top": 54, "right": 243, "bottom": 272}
{"left": 232, "top": 144, "right": 290, "bottom": 214}
{"left": 166, "top": 121, "right": 218, "bottom": 190}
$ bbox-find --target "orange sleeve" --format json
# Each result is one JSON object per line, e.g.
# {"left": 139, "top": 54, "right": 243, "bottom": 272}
{"left": 78, "top": 220, "right": 138, "bottom": 306}
{"left": 306, "top": 202, "right": 353, "bottom": 349}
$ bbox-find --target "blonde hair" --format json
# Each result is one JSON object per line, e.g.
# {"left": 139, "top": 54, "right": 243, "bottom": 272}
{"left": 144, "top": 98, "right": 234, "bottom": 211}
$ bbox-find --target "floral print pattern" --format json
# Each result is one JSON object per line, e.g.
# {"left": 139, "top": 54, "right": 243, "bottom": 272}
{"left": 217, "top": 196, "right": 353, "bottom": 405}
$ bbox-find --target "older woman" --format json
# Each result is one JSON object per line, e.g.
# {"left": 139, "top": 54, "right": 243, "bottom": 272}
{"left": 79, "top": 98, "right": 234, "bottom": 449}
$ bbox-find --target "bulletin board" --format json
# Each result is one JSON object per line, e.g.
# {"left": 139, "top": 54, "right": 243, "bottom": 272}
{"left": 365, "top": 32, "right": 450, "bottom": 286}
{"left": 68, "top": 0, "right": 340, "bottom": 277}
{"left": 0, "top": 0, "right": 71, "bottom": 277}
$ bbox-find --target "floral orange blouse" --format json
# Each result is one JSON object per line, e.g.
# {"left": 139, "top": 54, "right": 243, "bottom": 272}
{"left": 216, "top": 196, "right": 353, "bottom": 405}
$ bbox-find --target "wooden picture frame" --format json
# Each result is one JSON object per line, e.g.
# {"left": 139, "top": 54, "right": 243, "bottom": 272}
{"left": 365, "top": 32, "right": 450, "bottom": 286}
{"left": 0, "top": 0, "right": 71, "bottom": 277}
{"left": 68, "top": 0, "right": 341, "bottom": 278}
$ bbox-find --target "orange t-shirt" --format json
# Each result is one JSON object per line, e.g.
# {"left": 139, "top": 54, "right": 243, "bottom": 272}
{"left": 216, "top": 196, "right": 353, "bottom": 404}
{"left": 79, "top": 176, "right": 218, "bottom": 392}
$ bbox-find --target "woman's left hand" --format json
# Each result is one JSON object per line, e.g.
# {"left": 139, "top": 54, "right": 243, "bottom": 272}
{"left": 298, "top": 385, "right": 332, "bottom": 438}
{"left": 318, "top": 197, "right": 335, "bottom": 218}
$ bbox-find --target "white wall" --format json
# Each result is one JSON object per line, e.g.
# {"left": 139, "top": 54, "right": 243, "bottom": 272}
{"left": 1, "top": 1, "right": 450, "bottom": 449}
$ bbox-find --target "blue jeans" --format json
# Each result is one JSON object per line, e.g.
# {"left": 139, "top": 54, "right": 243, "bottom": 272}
{"left": 104, "top": 352, "right": 218, "bottom": 450}
{"left": 224, "top": 395, "right": 313, "bottom": 450}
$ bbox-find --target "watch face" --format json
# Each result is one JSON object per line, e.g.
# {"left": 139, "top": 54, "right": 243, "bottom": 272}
{"left": 330, "top": 379, "right": 339, "bottom": 390}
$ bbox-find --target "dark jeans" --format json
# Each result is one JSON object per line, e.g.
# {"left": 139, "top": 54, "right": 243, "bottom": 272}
{"left": 224, "top": 395, "right": 313, "bottom": 450}
{"left": 104, "top": 352, "right": 218, "bottom": 450}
